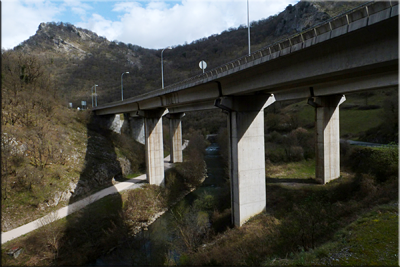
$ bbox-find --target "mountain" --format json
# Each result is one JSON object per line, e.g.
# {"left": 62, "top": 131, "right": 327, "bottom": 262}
{"left": 10, "top": 1, "right": 365, "bottom": 107}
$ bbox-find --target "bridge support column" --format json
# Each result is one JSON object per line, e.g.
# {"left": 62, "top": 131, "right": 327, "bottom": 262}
{"left": 166, "top": 113, "right": 185, "bottom": 163}
{"left": 138, "top": 109, "right": 166, "bottom": 186}
{"left": 309, "top": 95, "right": 346, "bottom": 184}
{"left": 215, "top": 95, "right": 275, "bottom": 226}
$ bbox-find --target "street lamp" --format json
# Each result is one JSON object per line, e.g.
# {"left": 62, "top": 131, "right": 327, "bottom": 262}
{"left": 161, "top": 46, "right": 172, "bottom": 89}
{"left": 121, "top": 71, "right": 129, "bottom": 101}
{"left": 247, "top": 0, "right": 251, "bottom": 56}
{"left": 91, "top": 84, "right": 98, "bottom": 107}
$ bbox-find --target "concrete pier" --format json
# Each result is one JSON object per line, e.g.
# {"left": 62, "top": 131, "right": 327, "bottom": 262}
{"left": 216, "top": 95, "right": 275, "bottom": 226}
{"left": 312, "top": 95, "right": 346, "bottom": 184}
{"left": 138, "top": 109, "right": 166, "bottom": 186}
{"left": 166, "top": 113, "right": 185, "bottom": 163}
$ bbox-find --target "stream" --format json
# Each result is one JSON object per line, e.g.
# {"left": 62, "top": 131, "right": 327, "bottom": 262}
{"left": 90, "top": 142, "right": 226, "bottom": 266}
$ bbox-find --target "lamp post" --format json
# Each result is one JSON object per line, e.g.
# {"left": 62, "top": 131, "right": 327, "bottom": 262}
{"left": 247, "top": 0, "right": 251, "bottom": 56}
{"left": 121, "top": 71, "right": 129, "bottom": 101}
{"left": 91, "top": 84, "right": 98, "bottom": 107}
{"left": 161, "top": 46, "right": 172, "bottom": 89}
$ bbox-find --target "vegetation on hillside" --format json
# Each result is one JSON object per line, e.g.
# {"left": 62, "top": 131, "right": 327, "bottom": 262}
{"left": 2, "top": 51, "right": 77, "bottom": 229}
{"left": 1, "top": 51, "right": 146, "bottom": 231}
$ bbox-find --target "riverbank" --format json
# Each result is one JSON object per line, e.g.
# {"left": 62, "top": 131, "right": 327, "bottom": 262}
{"left": 88, "top": 142, "right": 229, "bottom": 266}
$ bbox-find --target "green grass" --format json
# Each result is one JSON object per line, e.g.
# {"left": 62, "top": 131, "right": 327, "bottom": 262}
{"left": 287, "top": 102, "right": 383, "bottom": 138}
{"left": 340, "top": 108, "right": 382, "bottom": 138}
{"left": 271, "top": 202, "right": 399, "bottom": 266}
{"left": 280, "top": 89, "right": 393, "bottom": 139}
{"left": 125, "top": 172, "right": 143, "bottom": 179}
{"left": 266, "top": 160, "right": 315, "bottom": 179}
{"left": 296, "top": 103, "right": 314, "bottom": 127}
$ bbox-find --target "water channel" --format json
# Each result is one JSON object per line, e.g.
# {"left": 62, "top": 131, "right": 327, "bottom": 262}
{"left": 90, "top": 142, "right": 227, "bottom": 266}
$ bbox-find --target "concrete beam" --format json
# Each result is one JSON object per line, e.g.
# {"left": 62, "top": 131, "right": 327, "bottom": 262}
{"left": 219, "top": 17, "right": 398, "bottom": 96}
{"left": 95, "top": 103, "right": 139, "bottom": 116}
{"left": 168, "top": 100, "right": 217, "bottom": 113}
{"left": 215, "top": 94, "right": 276, "bottom": 112}
{"left": 216, "top": 94, "right": 275, "bottom": 226}
{"left": 312, "top": 70, "right": 398, "bottom": 96}
{"left": 271, "top": 70, "right": 398, "bottom": 102}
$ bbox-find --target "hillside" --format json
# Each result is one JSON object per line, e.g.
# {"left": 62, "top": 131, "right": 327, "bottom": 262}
{"left": 11, "top": 1, "right": 364, "bottom": 107}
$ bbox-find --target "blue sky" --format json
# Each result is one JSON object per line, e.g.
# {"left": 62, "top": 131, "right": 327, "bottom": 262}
{"left": 2, "top": 0, "right": 299, "bottom": 50}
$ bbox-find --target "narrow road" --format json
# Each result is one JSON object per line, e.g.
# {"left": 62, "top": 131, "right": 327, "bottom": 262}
{"left": 1, "top": 154, "right": 177, "bottom": 245}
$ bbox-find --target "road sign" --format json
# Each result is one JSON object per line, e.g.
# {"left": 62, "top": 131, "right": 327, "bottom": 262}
{"left": 199, "top": 60, "right": 207, "bottom": 73}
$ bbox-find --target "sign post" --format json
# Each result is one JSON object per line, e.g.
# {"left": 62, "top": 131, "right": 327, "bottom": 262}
{"left": 199, "top": 60, "right": 207, "bottom": 73}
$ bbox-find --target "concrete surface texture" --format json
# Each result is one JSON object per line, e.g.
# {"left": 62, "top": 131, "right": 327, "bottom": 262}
{"left": 143, "top": 110, "right": 165, "bottom": 186}
{"left": 168, "top": 113, "right": 185, "bottom": 163}
{"left": 315, "top": 95, "right": 346, "bottom": 184}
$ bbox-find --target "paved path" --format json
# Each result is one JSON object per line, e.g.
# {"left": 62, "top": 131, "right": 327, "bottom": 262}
{"left": 1, "top": 154, "right": 178, "bottom": 245}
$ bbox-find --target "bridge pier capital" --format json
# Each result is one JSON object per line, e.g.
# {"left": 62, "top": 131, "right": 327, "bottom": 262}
{"left": 215, "top": 94, "right": 276, "bottom": 112}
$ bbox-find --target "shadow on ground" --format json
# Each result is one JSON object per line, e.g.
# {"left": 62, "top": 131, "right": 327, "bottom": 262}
{"left": 55, "top": 114, "right": 127, "bottom": 265}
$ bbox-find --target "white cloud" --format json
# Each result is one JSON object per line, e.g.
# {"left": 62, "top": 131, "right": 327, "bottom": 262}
{"left": 1, "top": 0, "right": 61, "bottom": 49}
{"left": 2, "top": 0, "right": 299, "bottom": 50}
{"left": 79, "top": 0, "right": 299, "bottom": 49}
{"left": 78, "top": 14, "right": 123, "bottom": 41}
{"left": 61, "top": 0, "right": 93, "bottom": 18}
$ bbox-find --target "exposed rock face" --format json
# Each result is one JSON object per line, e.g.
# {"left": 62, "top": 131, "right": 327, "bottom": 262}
{"left": 274, "top": 1, "right": 330, "bottom": 36}
{"left": 118, "top": 157, "right": 132, "bottom": 177}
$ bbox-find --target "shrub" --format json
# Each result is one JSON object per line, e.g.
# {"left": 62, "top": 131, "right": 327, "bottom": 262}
{"left": 347, "top": 146, "right": 398, "bottom": 182}
{"left": 123, "top": 185, "right": 165, "bottom": 227}
{"left": 164, "top": 169, "right": 187, "bottom": 205}
{"left": 176, "top": 130, "right": 207, "bottom": 188}
{"left": 265, "top": 127, "right": 314, "bottom": 163}
{"left": 265, "top": 142, "right": 286, "bottom": 163}
{"left": 276, "top": 194, "right": 337, "bottom": 253}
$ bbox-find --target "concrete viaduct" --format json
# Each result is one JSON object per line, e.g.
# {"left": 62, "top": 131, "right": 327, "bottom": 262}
{"left": 93, "top": 1, "right": 398, "bottom": 226}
